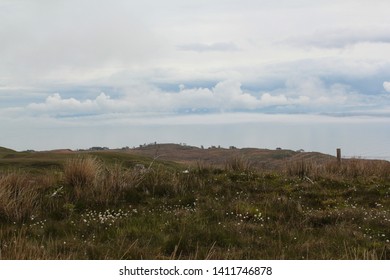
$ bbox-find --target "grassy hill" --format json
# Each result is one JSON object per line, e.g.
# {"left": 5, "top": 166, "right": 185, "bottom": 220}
{"left": 0, "top": 146, "right": 178, "bottom": 171}
{"left": 128, "top": 143, "right": 334, "bottom": 170}
{"left": 0, "top": 146, "right": 16, "bottom": 155}
{"left": 0, "top": 143, "right": 335, "bottom": 173}
{"left": 0, "top": 144, "right": 389, "bottom": 259}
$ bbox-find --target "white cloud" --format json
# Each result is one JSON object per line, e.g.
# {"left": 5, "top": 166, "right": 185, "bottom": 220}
{"left": 260, "top": 93, "right": 288, "bottom": 105}
{"left": 26, "top": 93, "right": 116, "bottom": 117}
{"left": 25, "top": 81, "right": 264, "bottom": 116}
{"left": 281, "top": 76, "right": 356, "bottom": 107}
{"left": 12, "top": 78, "right": 361, "bottom": 119}
{"left": 384, "top": 81, "right": 390, "bottom": 92}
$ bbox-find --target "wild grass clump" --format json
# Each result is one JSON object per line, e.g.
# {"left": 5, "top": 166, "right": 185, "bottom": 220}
{"left": 325, "top": 159, "right": 390, "bottom": 179}
{"left": 286, "top": 158, "right": 390, "bottom": 181}
{"left": 96, "top": 163, "right": 146, "bottom": 205}
{"left": 0, "top": 171, "right": 39, "bottom": 222}
{"left": 64, "top": 156, "right": 102, "bottom": 189}
{"left": 63, "top": 156, "right": 106, "bottom": 204}
{"left": 194, "top": 160, "right": 212, "bottom": 175}
{"left": 286, "top": 160, "right": 313, "bottom": 179}
{"left": 63, "top": 157, "right": 144, "bottom": 205}
{"left": 224, "top": 156, "right": 251, "bottom": 172}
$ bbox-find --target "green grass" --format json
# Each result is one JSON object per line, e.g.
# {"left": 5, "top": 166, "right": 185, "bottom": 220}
{"left": 0, "top": 151, "right": 389, "bottom": 259}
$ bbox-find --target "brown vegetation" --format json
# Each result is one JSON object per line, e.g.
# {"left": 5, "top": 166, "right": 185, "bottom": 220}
{"left": 0, "top": 145, "right": 389, "bottom": 259}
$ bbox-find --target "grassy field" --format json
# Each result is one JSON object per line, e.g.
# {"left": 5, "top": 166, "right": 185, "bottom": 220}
{"left": 0, "top": 145, "right": 389, "bottom": 259}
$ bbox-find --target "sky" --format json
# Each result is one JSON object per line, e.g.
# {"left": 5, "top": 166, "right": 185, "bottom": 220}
{"left": 1, "top": 0, "right": 390, "bottom": 159}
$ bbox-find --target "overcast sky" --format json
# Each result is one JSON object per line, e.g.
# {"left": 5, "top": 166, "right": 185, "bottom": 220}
{"left": 1, "top": 0, "right": 390, "bottom": 157}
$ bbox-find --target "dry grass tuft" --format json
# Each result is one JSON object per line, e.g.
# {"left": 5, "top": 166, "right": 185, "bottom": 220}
{"left": 286, "top": 160, "right": 313, "bottom": 179}
{"left": 63, "top": 157, "right": 142, "bottom": 205}
{"left": 64, "top": 156, "right": 102, "bottom": 189}
{"left": 326, "top": 158, "right": 390, "bottom": 178}
{"left": 0, "top": 172, "right": 39, "bottom": 222}
{"left": 224, "top": 156, "right": 251, "bottom": 172}
{"left": 286, "top": 158, "right": 390, "bottom": 180}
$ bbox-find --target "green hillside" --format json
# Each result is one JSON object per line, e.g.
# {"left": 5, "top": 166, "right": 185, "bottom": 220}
{"left": 0, "top": 144, "right": 389, "bottom": 260}
{"left": 0, "top": 146, "right": 16, "bottom": 154}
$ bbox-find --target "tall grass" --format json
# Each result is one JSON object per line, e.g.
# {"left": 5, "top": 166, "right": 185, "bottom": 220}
{"left": 224, "top": 156, "right": 251, "bottom": 172}
{"left": 285, "top": 158, "right": 390, "bottom": 180}
{"left": 1, "top": 154, "right": 389, "bottom": 259}
{"left": 326, "top": 158, "right": 390, "bottom": 179}
{"left": 63, "top": 157, "right": 144, "bottom": 205}
{"left": 64, "top": 156, "right": 102, "bottom": 189}
{"left": 0, "top": 172, "right": 39, "bottom": 222}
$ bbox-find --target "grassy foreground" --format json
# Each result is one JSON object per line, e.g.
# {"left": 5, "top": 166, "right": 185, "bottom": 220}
{"left": 0, "top": 150, "right": 389, "bottom": 259}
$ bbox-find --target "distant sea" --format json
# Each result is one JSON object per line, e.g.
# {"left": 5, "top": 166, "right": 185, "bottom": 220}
{"left": 2, "top": 113, "right": 390, "bottom": 160}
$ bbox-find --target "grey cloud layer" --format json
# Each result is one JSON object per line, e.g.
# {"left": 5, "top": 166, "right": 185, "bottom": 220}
{"left": 286, "top": 28, "right": 390, "bottom": 48}
{"left": 178, "top": 42, "right": 240, "bottom": 52}
{"left": 1, "top": 0, "right": 390, "bottom": 121}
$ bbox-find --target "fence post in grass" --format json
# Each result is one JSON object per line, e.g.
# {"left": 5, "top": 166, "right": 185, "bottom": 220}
{"left": 336, "top": 148, "right": 341, "bottom": 163}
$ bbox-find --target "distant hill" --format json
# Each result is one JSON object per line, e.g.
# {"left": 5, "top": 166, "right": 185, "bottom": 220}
{"left": 128, "top": 143, "right": 335, "bottom": 170}
{"left": 46, "top": 149, "right": 74, "bottom": 154}
{"left": 0, "top": 146, "right": 16, "bottom": 153}
{"left": 1, "top": 143, "right": 388, "bottom": 172}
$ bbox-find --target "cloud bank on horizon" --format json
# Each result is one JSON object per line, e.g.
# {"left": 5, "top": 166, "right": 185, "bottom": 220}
{"left": 1, "top": 0, "right": 390, "bottom": 123}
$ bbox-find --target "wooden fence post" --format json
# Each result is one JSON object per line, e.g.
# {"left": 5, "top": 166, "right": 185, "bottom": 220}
{"left": 337, "top": 148, "right": 341, "bottom": 163}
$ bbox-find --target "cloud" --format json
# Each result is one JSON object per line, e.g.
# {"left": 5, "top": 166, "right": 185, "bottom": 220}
{"left": 12, "top": 80, "right": 313, "bottom": 118}
{"left": 286, "top": 28, "right": 390, "bottom": 49}
{"left": 384, "top": 81, "right": 390, "bottom": 92}
{"left": 177, "top": 42, "right": 239, "bottom": 52}
{"left": 260, "top": 93, "right": 289, "bottom": 105}
{"left": 175, "top": 81, "right": 311, "bottom": 111}
{"left": 283, "top": 76, "right": 351, "bottom": 104}
{"left": 4, "top": 74, "right": 390, "bottom": 122}
{"left": 0, "top": 0, "right": 160, "bottom": 84}
{"left": 12, "top": 78, "right": 362, "bottom": 120}
{"left": 26, "top": 93, "right": 111, "bottom": 116}
{"left": 2, "top": 0, "right": 390, "bottom": 101}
